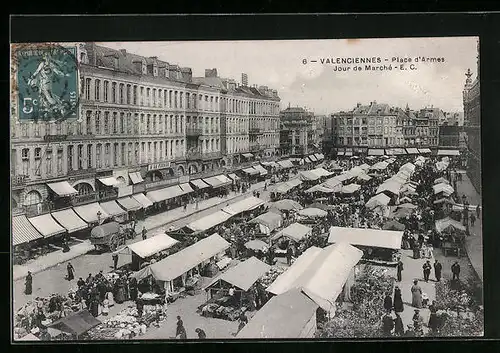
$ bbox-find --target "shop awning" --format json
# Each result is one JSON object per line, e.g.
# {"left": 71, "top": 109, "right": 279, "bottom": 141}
{"left": 48, "top": 310, "right": 101, "bottom": 337}
{"left": 186, "top": 211, "right": 233, "bottom": 233}
{"left": 418, "top": 148, "right": 432, "bottom": 154}
{"left": 385, "top": 149, "right": 394, "bottom": 156}
{"left": 344, "top": 151, "right": 353, "bottom": 157}
{"left": 328, "top": 226, "right": 403, "bottom": 249}
{"left": 277, "top": 160, "right": 294, "bottom": 169}
{"left": 299, "top": 170, "right": 321, "bottom": 181}
{"left": 304, "top": 157, "right": 312, "bottom": 163}
{"left": 368, "top": 149, "right": 384, "bottom": 156}
{"left": 149, "top": 233, "right": 230, "bottom": 281}
{"left": 51, "top": 209, "right": 88, "bottom": 233}
{"left": 146, "top": 185, "right": 184, "bottom": 203}
{"left": 253, "top": 165, "right": 268, "bottom": 176}
{"left": 242, "top": 153, "right": 254, "bottom": 158}
{"left": 298, "top": 208, "right": 328, "bottom": 218}
{"left": 203, "top": 176, "right": 225, "bottom": 188}
{"left": 270, "top": 199, "right": 303, "bottom": 211}
{"left": 47, "top": 181, "right": 78, "bottom": 196}
{"left": 116, "top": 196, "right": 143, "bottom": 211}
{"left": 129, "top": 172, "right": 144, "bottom": 185}
{"left": 98, "top": 177, "right": 120, "bottom": 187}
{"left": 393, "top": 148, "right": 407, "bottom": 155}
{"left": 309, "top": 155, "right": 318, "bottom": 162}
{"left": 286, "top": 178, "right": 302, "bottom": 188}
{"left": 315, "top": 153, "right": 324, "bottom": 160}
{"left": 12, "top": 215, "right": 43, "bottom": 246}
{"left": 272, "top": 222, "right": 312, "bottom": 242}
{"left": 228, "top": 173, "right": 240, "bottom": 181}
{"left": 132, "top": 193, "right": 153, "bottom": 208}
{"left": 99, "top": 200, "right": 127, "bottom": 217}
{"left": 190, "top": 179, "right": 210, "bottom": 189}
{"left": 249, "top": 211, "right": 283, "bottom": 231}
{"left": 366, "top": 193, "right": 391, "bottom": 209}
{"left": 206, "top": 256, "right": 271, "bottom": 292}
{"left": 28, "top": 214, "right": 66, "bottom": 238}
{"left": 222, "top": 196, "right": 266, "bottom": 216}
{"left": 73, "top": 202, "right": 110, "bottom": 223}
{"left": 437, "top": 149, "right": 460, "bottom": 156}
{"left": 126, "top": 234, "right": 179, "bottom": 259}
{"left": 306, "top": 184, "right": 336, "bottom": 193}
{"left": 341, "top": 183, "right": 361, "bottom": 194}
{"left": 242, "top": 167, "right": 260, "bottom": 176}
{"left": 312, "top": 167, "right": 332, "bottom": 177}
{"left": 405, "top": 148, "right": 419, "bottom": 154}
{"left": 179, "top": 183, "right": 194, "bottom": 194}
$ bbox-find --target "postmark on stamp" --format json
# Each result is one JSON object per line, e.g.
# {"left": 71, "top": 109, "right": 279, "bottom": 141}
{"left": 12, "top": 43, "right": 79, "bottom": 122}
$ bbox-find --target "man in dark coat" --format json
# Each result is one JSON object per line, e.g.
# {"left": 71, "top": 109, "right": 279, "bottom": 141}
{"left": 176, "top": 316, "right": 187, "bottom": 339}
{"left": 394, "top": 313, "right": 404, "bottom": 336}
{"left": 476, "top": 205, "right": 480, "bottom": 218}
{"left": 112, "top": 253, "right": 119, "bottom": 270}
{"left": 423, "top": 260, "right": 432, "bottom": 282}
{"left": 434, "top": 259, "right": 443, "bottom": 282}
{"left": 77, "top": 277, "right": 85, "bottom": 288}
{"left": 286, "top": 246, "right": 293, "bottom": 266}
{"left": 195, "top": 328, "right": 207, "bottom": 339}
{"left": 25, "top": 271, "right": 33, "bottom": 295}
{"left": 142, "top": 226, "right": 147, "bottom": 240}
{"left": 382, "top": 312, "right": 394, "bottom": 336}
{"left": 383, "top": 292, "right": 393, "bottom": 312}
{"left": 451, "top": 261, "right": 461, "bottom": 280}
{"left": 470, "top": 213, "right": 476, "bottom": 227}
{"left": 66, "top": 263, "right": 75, "bottom": 281}
{"left": 129, "top": 277, "right": 138, "bottom": 301}
{"left": 396, "top": 259, "right": 404, "bottom": 282}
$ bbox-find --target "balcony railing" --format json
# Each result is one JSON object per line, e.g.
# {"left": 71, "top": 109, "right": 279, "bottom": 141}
{"left": 186, "top": 127, "right": 203, "bottom": 137}
{"left": 186, "top": 151, "right": 203, "bottom": 160}
{"left": 98, "top": 190, "right": 118, "bottom": 201}
{"left": 201, "top": 152, "right": 222, "bottom": 160}
{"left": 249, "top": 127, "right": 262, "bottom": 135}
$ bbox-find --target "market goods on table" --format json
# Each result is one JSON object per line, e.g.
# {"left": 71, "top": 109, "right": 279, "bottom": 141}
{"left": 259, "top": 266, "right": 287, "bottom": 287}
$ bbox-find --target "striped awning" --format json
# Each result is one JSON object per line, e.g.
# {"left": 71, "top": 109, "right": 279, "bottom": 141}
{"left": 309, "top": 155, "right": 318, "bottom": 162}
{"left": 146, "top": 185, "right": 184, "bottom": 203}
{"left": 253, "top": 165, "right": 268, "bottom": 176}
{"left": 12, "top": 215, "right": 43, "bottom": 246}
{"left": 190, "top": 179, "right": 210, "bottom": 189}
{"left": 73, "top": 202, "right": 110, "bottom": 223}
{"left": 405, "top": 148, "right": 419, "bottom": 154}
{"left": 116, "top": 196, "right": 143, "bottom": 211}
{"left": 47, "top": 181, "right": 78, "bottom": 196}
{"left": 100, "top": 200, "right": 127, "bottom": 217}
{"left": 98, "top": 177, "right": 120, "bottom": 187}
{"left": 132, "top": 193, "right": 153, "bottom": 208}
{"left": 180, "top": 183, "right": 194, "bottom": 194}
{"left": 28, "top": 214, "right": 66, "bottom": 238}
{"left": 51, "top": 208, "right": 88, "bottom": 233}
{"left": 242, "top": 153, "right": 254, "bottom": 158}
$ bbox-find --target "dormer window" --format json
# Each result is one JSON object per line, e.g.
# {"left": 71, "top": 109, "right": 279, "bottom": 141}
{"left": 114, "top": 57, "right": 119, "bottom": 69}
{"left": 153, "top": 64, "right": 158, "bottom": 77}
{"left": 142, "top": 59, "right": 147, "bottom": 75}
{"left": 80, "top": 52, "right": 88, "bottom": 64}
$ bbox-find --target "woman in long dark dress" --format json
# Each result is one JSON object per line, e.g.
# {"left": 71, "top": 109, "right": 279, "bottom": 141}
{"left": 90, "top": 297, "right": 99, "bottom": 317}
{"left": 129, "top": 277, "right": 138, "bottom": 301}
{"left": 383, "top": 292, "right": 393, "bottom": 312}
{"left": 393, "top": 286, "right": 404, "bottom": 313}
{"left": 25, "top": 272, "right": 33, "bottom": 295}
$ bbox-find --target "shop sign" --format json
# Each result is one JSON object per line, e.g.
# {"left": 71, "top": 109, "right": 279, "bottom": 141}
{"left": 148, "top": 162, "right": 171, "bottom": 172}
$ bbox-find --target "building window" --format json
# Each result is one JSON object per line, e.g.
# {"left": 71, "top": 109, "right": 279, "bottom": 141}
{"left": 85, "top": 78, "right": 91, "bottom": 100}
{"left": 147, "top": 115, "right": 151, "bottom": 134}
{"left": 119, "top": 84, "right": 124, "bottom": 104}
{"left": 146, "top": 88, "right": 150, "bottom": 106}
{"left": 94, "top": 79, "right": 100, "bottom": 101}
{"left": 135, "top": 143, "right": 139, "bottom": 163}
{"left": 104, "top": 81, "right": 109, "bottom": 102}
{"left": 133, "top": 86, "right": 138, "bottom": 105}
{"left": 112, "top": 113, "right": 117, "bottom": 133}
{"left": 95, "top": 111, "right": 101, "bottom": 134}
{"left": 174, "top": 91, "right": 178, "bottom": 108}
{"left": 169, "top": 91, "right": 173, "bottom": 108}
{"left": 186, "top": 93, "right": 190, "bottom": 109}
{"left": 104, "top": 143, "right": 110, "bottom": 167}
{"left": 77, "top": 144, "right": 84, "bottom": 169}
{"left": 111, "top": 82, "right": 117, "bottom": 103}
{"left": 113, "top": 143, "right": 119, "bottom": 166}
{"left": 180, "top": 92, "right": 183, "bottom": 109}
{"left": 121, "top": 143, "right": 126, "bottom": 166}
{"left": 87, "top": 144, "right": 92, "bottom": 168}
{"left": 96, "top": 144, "right": 102, "bottom": 168}
{"left": 126, "top": 84, "right": 131, "bottom": 105}
{"left": 57, "top": 148, "right": 63, "bottom": 174}
{"left": 34, "top": 147, "right": 41, "bottom": 159}
{"left": 104, "top": 112, "right": 109, "bottom": 134}
{"left": 120, "top": 112, "right": 125, "bottom": 133}
{"left": 86, "top": 111, "right": 92, "bottom": 134}
{"left": 25, "top": 191, "right": 42, "bottom": 206}
{"left": 134, "top": 113, "right": 139, "bottom": 134}
{"left": 152, "top": 115, "right": 157, "bottom": 132}
{"left": 153, "top": 88, "right": 157, "bottom": 106}
{"left": 67, "top": 145, "right": 73, "bottom": 170}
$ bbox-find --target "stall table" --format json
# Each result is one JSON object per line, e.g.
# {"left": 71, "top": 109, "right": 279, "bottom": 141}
{"left": 442, "top": 242, "right": 462, "bottom": 257}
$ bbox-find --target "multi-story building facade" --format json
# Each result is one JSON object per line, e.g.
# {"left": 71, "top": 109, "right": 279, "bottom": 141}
{"left": 279, "top": 107, "right": 316, "bottom": 156}
{"left": 11, "top": 43, "right": 280, "bottom": 217}
{"left": 415, "top": 107, "right": 442, "bottom": 148}
{"left": 320, "top": 115, "right": 335, "bottom": 157}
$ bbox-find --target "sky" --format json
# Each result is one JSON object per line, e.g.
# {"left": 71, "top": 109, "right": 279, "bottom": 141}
{"left": 98, "top": 37, "right": 478, "bottom": 115}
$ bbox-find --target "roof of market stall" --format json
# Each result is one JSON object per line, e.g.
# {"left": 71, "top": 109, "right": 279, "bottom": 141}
{"left": 272, "top": 222, "right": 312, "bottom": 242}
{"left": 222, "top": 196, "right": 266, "bottom": 216}
{"left": 123, "top": 234, "right": 179, "bottom": 259}
{"left": 249, "top": 211, "right": 283, "bottom": 231}
{"left": 328, "top": 226, "right": 403, "bottom": 249}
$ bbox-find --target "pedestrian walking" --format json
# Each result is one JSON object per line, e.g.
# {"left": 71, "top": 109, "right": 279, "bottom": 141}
{"left": 451, "top": 261, "right": 461, "bottom": 281}
{"left": 422, "top": 260, "right": 432, "bottom": 282}
{"left": 470, "top": 213, "right": 476, "bottom": 227}
{"left": 396, "top": 259, "right": 404, "bottom": 282}
{"left": 462, "top": 194, "right": 467, "bottom": 205}
{"left": 383, "top": 292, "right": 393, "bottom": 312}
{"left": 411, "top": 280, "right": 423, "bottom": 308}
{"left": 434, "top": 259, "right": 442, "bottom": 282}
{"left": 286, "top": 245, "right": 293, "bottom": 266}
{"left": 77, "top": 277, "right": 85, "bottom": 288}
{"left": 382, "top": 312, "right": 394, "bottom": 336}
{"left": 112, "top": 253, "right": 119, "bottom": 270}
{"left": 428, "top": 310, "right": 439, "bottom": 335}
{"left": 412, "top": 309, "right": 424, "bottom": 336}
{"left": 176, "top": 316, "right": 187, "bottom": 339}
{"left": 183, "top": 202, "right": 187, "bottom": 212}
{"left": 25, "top": 271, "right": 33, "bottom": 295}
{"left": 393, "top": 286, "right": 404, "bottom": 313}
{"left": 195, "top": 328, "right": 206, "bottom": 339}
{"left": 66, "top": 262, "right": 75, "bottom": 281}
{"left": 394, "top": 313, "right": 404, "bottom": 336}
{"left": 237, "top": 312, "right": 248, "bottom": 333}
{"left": 142, "top": 226, "right": 147, "bottom": 240}
{"left": 476, "top": 205, "right": 480, "bottom": 218}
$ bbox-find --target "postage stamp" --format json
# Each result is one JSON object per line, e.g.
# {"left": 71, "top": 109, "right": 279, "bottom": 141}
{"left": 12, "top": 43, "right": 79, "bottom": 122}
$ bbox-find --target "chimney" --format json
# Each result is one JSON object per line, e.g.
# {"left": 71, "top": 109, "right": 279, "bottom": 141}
{"left": 241, "top": 73, "right": 248, "bottom": 86}
{"left": 119, "top": 49, "right": 127, "bottom": 55}
{"left": 205, "top": 68, "right": 218, "bottom": 78}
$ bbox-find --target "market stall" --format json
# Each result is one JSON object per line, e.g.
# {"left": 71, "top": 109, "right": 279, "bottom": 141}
{"left": 328, "top": 227, "right": 403, "bottom": 265}
{"left": 269, "top": 199, "right": 303, "bottom": 211}
{"left": 298, "top": 208, "right": 328, "bottom": 218}
{"left": 299, "top": 170, "right": 321, "bottom": 182}
{"left": 221, "top": 196, "right": 266, "bottom": 218}
{"left": 272, "top": 223, "right": 312, "bottom": 244}
{"left": 48, "top": 310, "right": 101, "bottom": 339}
{"left": 365, "top": 193, "right": 391, "bottom": 210}
{"left": 249, "top": 211, "right": 283, "bottom": 236}
{"left": 180, "top": 210, "right": 233, "bottom": 235}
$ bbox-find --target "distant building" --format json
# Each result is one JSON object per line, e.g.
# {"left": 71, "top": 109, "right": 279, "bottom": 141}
{"left": 441, "top": 112, "right": 464, "bottom": 126}
{"left": 241, "top": 73, "right": 248, "bottom": 87}
{"left": 279, "top": 107, "right": 316, "bottom": 156}
{"left": 439, "top": 124, "right": 461, "bottom": 147}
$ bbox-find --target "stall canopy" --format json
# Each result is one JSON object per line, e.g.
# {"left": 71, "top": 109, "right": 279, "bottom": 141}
{"left": 328, "top": 162, "right": 343, "bottom": 170}
{"left": 241, "top": 167, "right": 260, "bottom": 176}
{"left": 99, "top": 200, "right": 127, "bottom": 217}
{"left": 312, "top": 167, "right": 332, "bottom": 177}
{"left": 216, "top": 175, "right": 233, "bottom": 185}
{"left": 228, "top": 173, "right": 240, "bottom": 181}
{"left": 261, "top": 161, "right": 279, "bottom": 169}
{"left": 405, "top": 148, "right": 419, "bottom": 154}
{"left": 328, "top": 227, "right": 403, "bottom": 250}
{"left": 237, "top": 288, "right": 319, "bottom": 339}
{"left": 98, "top": 177, "right": 120, "bottom": 187}
{"left": 287, "top": 178, "right": 303, "bottom": 188}
{"left": 418, "top": 148, "right": 432, "bottom": 154}
{"left": 51, "top": 209, "right": 88, "bottom": 233}
{"left": 116, "top": 196, "right": 142, "bottom": 211}
{"left": 12, "top": 215, "right": 43, "bottom": 246}
{"left": 368, "top": 149, "right": 385, "bottom": 156}
{"left": 273, "top": 223, "right": 312, "bottom": 242}
{"left": 305, "top": 185, "right": 335, "bottom": 194}
{"left": 400, "top": 162, "right": 416, "bottom": 173}
{"left": 253, "top": 164, "right": 268, "bottom": 176}
{"left": 316, "top": 153, "right": 325, "bottom": 160}
{"left": 269, "top": 243, "right": 363, "bottom": 313}
{"left": 393, "top": 148, "right": 407, "bottom": 155}
{"left": 437, "top": 149, "right": 460, "bottom": 156}
{"left": 357, "top": 173, "right": 372, "bottom": 182}
{"left": 341, "top": 183, "right": 361, "bottom": 194}
{"left": 48, "top": 310, "right": 101, "bottom": 337}
{"left": 322, "top": 177, "right": 342, "bottom": 190}
{"left": 148, "top": 233, "right": 230, "bottom": 282}
{"left": 249, "top": 211, "right": 283, "bottom": 231}
{"left": 303, "top": 157, "right": 312, "bottom": 164}
{"left": 129, "top": 172, "right": 144, "bottom": 184}
{"left": 244, "top": 239, "right": 269, "bottom": 252}
{"left": 298, "top": 208, "right": 328, "bottom": 218}
{"left": 270, "top": 199, "right": 303, "bottom": 211}
{"left": 179, "top": 183, "right": 194, "bottom": 194}
{"left": 203, "top": 175, "right": 231, "bottom": 188}
{"left": 376, "top": 181, "right": 402, "bottom": 196}
{"left": 337, "top": 151, "right": 345, "bottom": 156}
{"left": 433, "top": 183, "right": 454, "bottom": 196}
{"left": 132, "top": 193, "right": 153, "bottom": 208}
{"left": 146, "top": 185, "right": 184, "bottom": 203}
{"left": 267, "top": 246, "right": 323, "bottom": 295}
{"left": 273, "top": 182, "right": 294, "bottom": 194}
{"left": 242, "top": 153, "right": 254, "bottom": 159}
{"left": 186, "top": 210, "right": 233, "bottom": 233}
{"left": 370, "top": 161, "right": 389, "bottom": 170}
{"left": 382, "top": 220, "right": 406, "bottom": 231}
{"left": 348, "top": 166, "right": 364, "bottom": 177}
{"left": 17, "top": 333, "right": 41, "bottom": 341}
{"left": 222, "top": 196, "right": 266, "bottom": 216}
{"left": 359, "top": 163, "right": 371, "bottom": 171}
{"left": 190, "top": 179, "right": 210, "bottom": 189}
{"left": 47, "top": 181, "right": 78, "bottom": 196}
{"left": 125, "top": 234, "right": 178, "bottom": 259}
{"left": 28, "top": 214, "right": 66, "bottom": 238}
{"left": 299, "top": 170, "right": 321, "bottom": 182}
{"left": 366, "top": 193, "right": 391, "bottom": 210}
{"left": 277, "top": 160, "right": 294, "bottom": 169}
{"left": 435, "top": 217, "right": 466, "bottom": 233}
{"left": 434, "top": 177, "right": 450, "bottom": 185}
{"left": 205, "top": 256, "right": 271, "bottom": 292}
{"left": 73, "top": 202, "right": 110, "bottom": 223}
